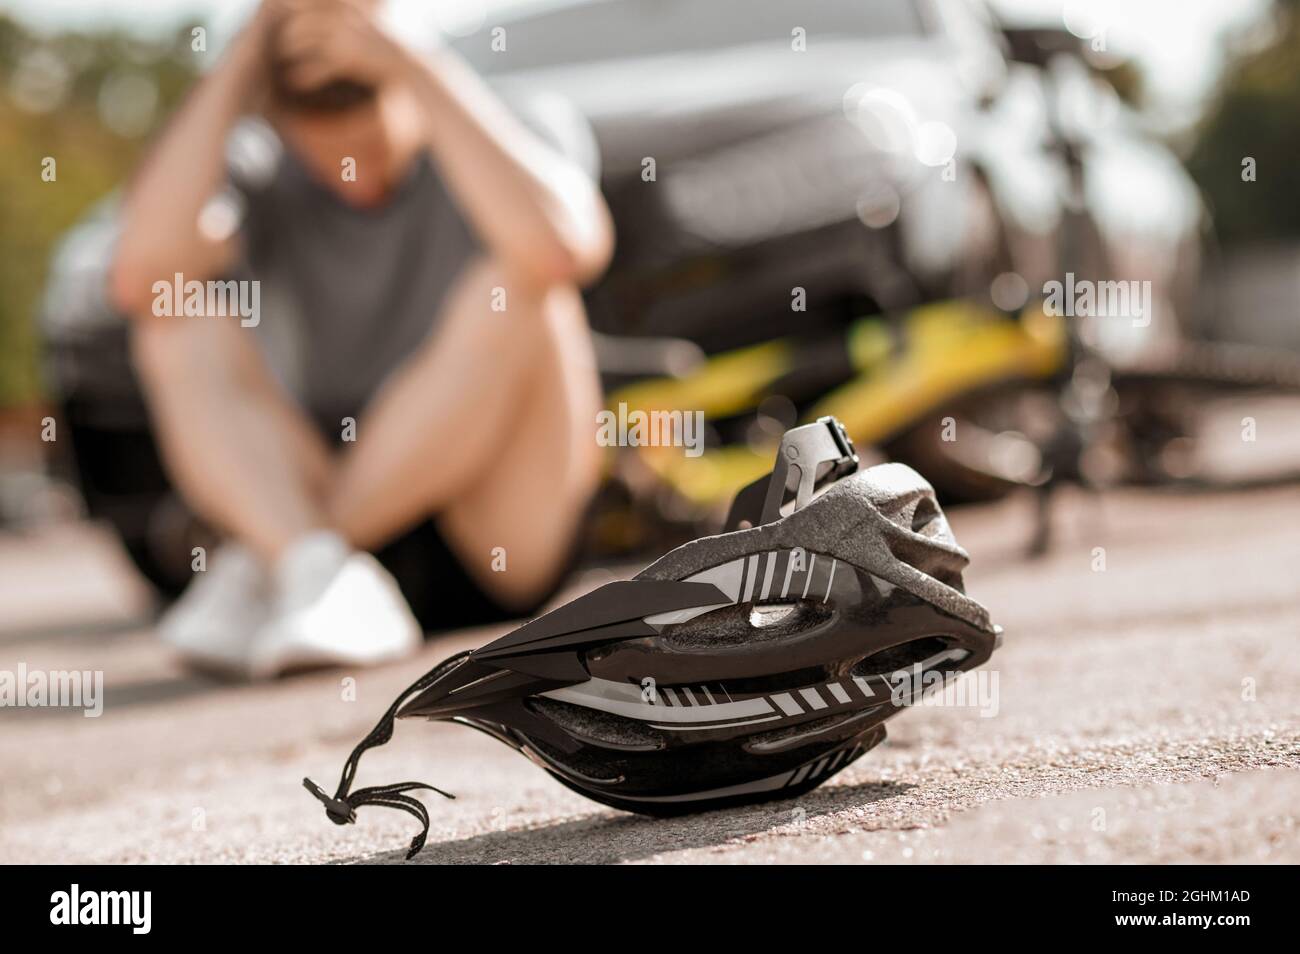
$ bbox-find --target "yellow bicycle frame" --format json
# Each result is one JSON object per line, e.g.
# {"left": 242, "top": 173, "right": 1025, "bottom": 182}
{"left": 604, "top": 299, "right": 1068, "bottom": 509}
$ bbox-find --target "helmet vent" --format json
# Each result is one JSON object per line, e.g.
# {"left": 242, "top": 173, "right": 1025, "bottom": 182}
{"left": 527, "top": 697, "right": 667, "bottom": 750}
{"left": 911, "top": 495, "right": 941, "bottom": 534}
{"left": 662, "top": 599, "right": 833, "bottom": 650}
{"left": 749, "top": 603, "right": 798, "bottom": 628}
{"left": 852, "top": 636, "right": 953, "bottom": 677}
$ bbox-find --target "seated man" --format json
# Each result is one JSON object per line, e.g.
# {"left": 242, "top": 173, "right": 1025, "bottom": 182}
{"left": 108, "top": 0, "right": 613, "bottom": 677}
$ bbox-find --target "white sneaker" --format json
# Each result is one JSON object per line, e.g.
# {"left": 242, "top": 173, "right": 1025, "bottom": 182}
{"left": 159, "top": 543, "right": 269, "bottom": 675}
{"left": 248, "top": 531, "right": 421, "bottom": 678}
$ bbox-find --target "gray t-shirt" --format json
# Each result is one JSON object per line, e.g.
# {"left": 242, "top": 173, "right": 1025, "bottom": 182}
{"left": 225, "top": 94, "right": 598, "bottom": 419}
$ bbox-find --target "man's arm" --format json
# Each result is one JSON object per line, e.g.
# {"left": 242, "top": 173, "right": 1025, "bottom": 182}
{"left": 276, "top": 2, "right": 615, "bottom": 287}
{"left": 108, "top": 6, "right": 277, "bottom": 315}
{"left": 399, "top": 50, "right": 615, "bottom": 287}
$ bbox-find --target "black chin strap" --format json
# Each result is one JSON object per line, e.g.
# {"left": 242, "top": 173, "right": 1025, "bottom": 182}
{"left": 304, "top": 662, "right": 461, "bottom": 860}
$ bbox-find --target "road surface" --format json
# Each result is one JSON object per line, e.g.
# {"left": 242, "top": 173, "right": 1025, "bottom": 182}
{"left": 1, "top": 483, "right": 1297, "bottom": 864}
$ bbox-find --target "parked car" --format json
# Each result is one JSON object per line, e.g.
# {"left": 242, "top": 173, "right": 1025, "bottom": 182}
{"left": 456, "top": 0, "right": 1028, "bottom": 354}
{"left": 453, "top": 0, "right": 1203, "bottom": 360}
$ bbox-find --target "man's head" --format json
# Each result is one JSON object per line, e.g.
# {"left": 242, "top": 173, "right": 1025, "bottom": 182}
{"left": 270, "top": 67, "right": 377, "bottom": 115}
{"left": 267, "top": 0, "right": 384, "bottom": 116}
{"left": 260, "top": 0, "right": 421, "bottom": 204}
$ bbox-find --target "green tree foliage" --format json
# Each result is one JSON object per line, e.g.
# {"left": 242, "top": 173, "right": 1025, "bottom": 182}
{"left": 0, "top": 14, "right": 197, "bottom": 406}
{"left": 1187, "top": 0, "right": 1300, "bottom": 243}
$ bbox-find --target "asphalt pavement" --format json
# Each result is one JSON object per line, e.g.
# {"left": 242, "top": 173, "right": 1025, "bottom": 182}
{"left": 1, "top": 480, "right": 1297, "bottom": 864}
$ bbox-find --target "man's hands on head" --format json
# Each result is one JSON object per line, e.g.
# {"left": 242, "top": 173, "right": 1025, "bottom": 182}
{"left": 112, "top": 0, "right": 614, "bottom": 318}
{"left": 267, "top": 0, "right": 411, "bottom": 93}
{"left": 256, "top": 0, "right": 614, "bottom": 287}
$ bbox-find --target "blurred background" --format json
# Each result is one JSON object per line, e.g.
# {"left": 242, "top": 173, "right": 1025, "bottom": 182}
{"left": 2, "top": 0, "right": 1300, "bottom": 608}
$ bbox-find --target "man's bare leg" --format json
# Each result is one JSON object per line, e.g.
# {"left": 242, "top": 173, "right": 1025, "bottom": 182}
{"left": 328, "top": 256, "right": 602, "bottom": 607}
{"left": 134, "top": 315, "right": 423, "bottom": 676}
{"left": 131, "top": 316, "right": 335, "bottom": 563}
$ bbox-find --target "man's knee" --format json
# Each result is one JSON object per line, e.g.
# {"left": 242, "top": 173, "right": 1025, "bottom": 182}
{"left": 130, "top": 313, "right": 261, "bottom": 399}
{"left": 129, "top": 317, "right": 196, "bottom": 392}
{"left": 445, "top": 256, "right": 588, "bottom": 347}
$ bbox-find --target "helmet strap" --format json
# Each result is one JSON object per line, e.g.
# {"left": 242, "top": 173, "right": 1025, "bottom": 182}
{"left": 304, "top": 662, "right": 459, "bottom": 860}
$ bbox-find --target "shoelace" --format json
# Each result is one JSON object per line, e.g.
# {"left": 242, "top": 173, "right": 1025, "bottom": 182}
{"left": 304, "top": 661, "right": 462, "bottom": 860}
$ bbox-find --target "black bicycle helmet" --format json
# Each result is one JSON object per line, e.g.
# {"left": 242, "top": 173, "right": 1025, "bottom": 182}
{"left": 305, "top": 417, "right": 1001, "bottom": 858}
